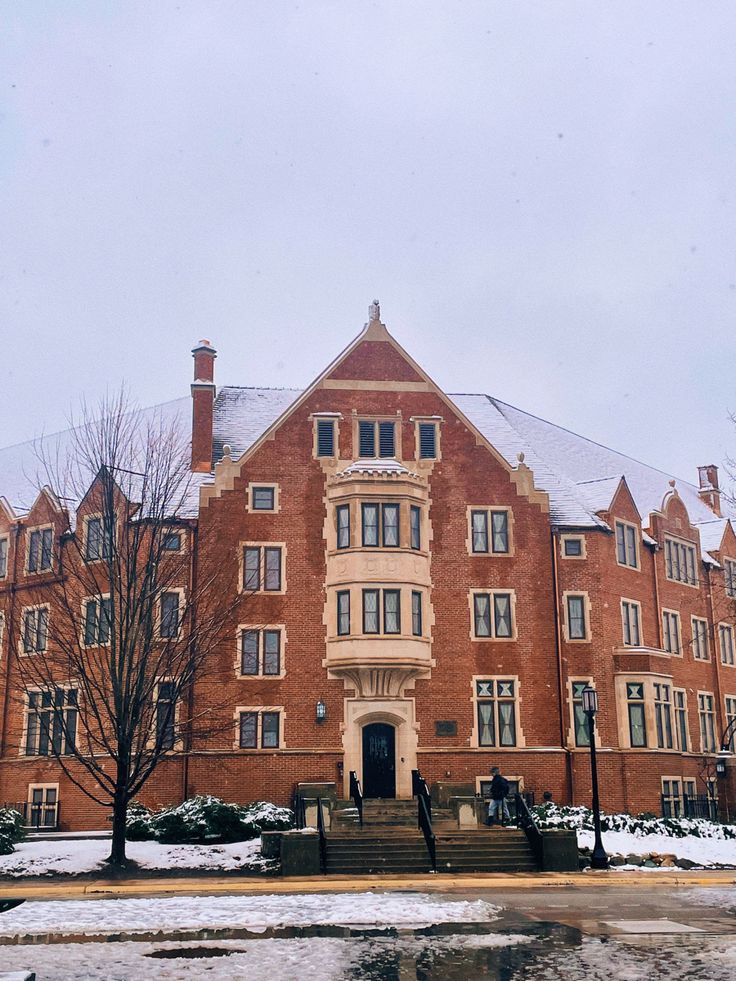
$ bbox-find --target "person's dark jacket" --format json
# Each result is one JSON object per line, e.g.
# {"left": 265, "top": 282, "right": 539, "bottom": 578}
{"left": 489, "top": 774, "right": 510, "bottom": 800}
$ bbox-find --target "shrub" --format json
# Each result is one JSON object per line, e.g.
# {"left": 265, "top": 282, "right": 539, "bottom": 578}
{"left": 126, "top": 796, "right": 293, "bottom": 844}
{"left": 531, "top": 802, "right": 736, "bottom": 840}
{"left": 0, "top": 806, "right": 26, "bottom": 856}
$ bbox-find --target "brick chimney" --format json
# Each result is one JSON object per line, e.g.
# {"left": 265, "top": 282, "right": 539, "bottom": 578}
{"left": 697, "top": 464, "right": 721, "bottom": 516}
{"left": 191, "top": 339, "right": 217, "bottom": 473}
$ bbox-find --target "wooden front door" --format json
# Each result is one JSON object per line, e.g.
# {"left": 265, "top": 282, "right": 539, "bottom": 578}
{"left": 362, "top": 723, "right": 396, "bottom": 798}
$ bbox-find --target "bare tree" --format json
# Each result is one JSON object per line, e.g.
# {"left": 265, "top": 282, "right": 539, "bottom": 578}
{"left": 11, "top": 390, "right": 237, "bottom": 868}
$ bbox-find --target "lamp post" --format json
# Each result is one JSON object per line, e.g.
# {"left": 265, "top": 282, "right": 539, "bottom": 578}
{"left": 582, "top": 686, "right": 608, "bottom": 870}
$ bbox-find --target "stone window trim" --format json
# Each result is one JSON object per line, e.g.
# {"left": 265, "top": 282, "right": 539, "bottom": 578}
{"left": 352, "top": 411, "right": 402, "bottom": 461}
{"left": 661, "top": 608, "right": 682, "bottom": 657}
{"left": 560, "top": 534, "right": 586, "bottom": 559}
{"left": 310, "top": 412, "right": 342, "bottom": 461}
{"left": 410, "top": 415, "right": 443, "bottom": 463}
{"left": 149, "top": 676, "right": 182, "bottom": 752}
{"left": 664, "top": 534, "right": 699, "bottom": 588}
{"left": 718, "top": 622, "right": 735, "bottom": 667}
{"left": 327, "top": 585, "right": 430, "bottom": 642}
{"left": 614, "top": 674, "right": 679, "bottom": 751}
{"left": 620, "top": 597, "right": 643, "bottom": 647}
{"left": 465, "top": 507, "right": 514, "bottom": 557}
{"left": 156, "top": 587, "right": 186, "bottom": 641}
{"left": 81, "top": 512, "right": 116, "bottom": 565}
{"left": 80, "top": 593, "right": 112, "bottom": 649}
{"left": 697, "top": 689, "right": 717, "bottom": 753}
{"left": 246, "top": 482, "right": 281, "bottom": 514}
{"left": 724, "top": 557, "right": 736, "bottom": 598}
{"left": 24, "top": 522, "right": 54, "bottom": 575}
{"left": 468, "top": 589, "right": 518, "bottom": 642}
{"left": 20, "top": 684, "right": 77, "bottom": 758}
{"left": 475, "top": 775, "right": 525, "bottom": 797}
{"left": 691, "top": 616, "right": 710, "bottom": 661}
{"left": 233, "top": 705, "right": 286, "bottom": 751}
{"left": 162, "top": 527, "right": 187, "bottom": 554}
{"left": 562, "top": 591, "right": 592, "bottom": 643}
{"left": 19, "top": 603, "right": 50, "bottom": 657}
{"left": 567, "top": 678, "right": 600, "bottom": 748}
{"left": 661, "top": 776, "right": 684, "bottom": 817}
{"left": 614, "top": 519, "right": 641, "bottom": 571}
{"left": 238, "top": 542, "right": 287, "bottom": 595}
{"left": 26, "top": 782, "right": 59, "bottom": 806}
{"left": 0, "top": 533, "right": 9, "bottom": 579}
{"left": 0, "top": 611, "right": 5, "bottom": 660}
{"left": 674, "top": 687, "right": 690, "bottom": 753}
{"left": 235, "top": 624, "right": 286, "bottom": 679}
{"left": 469, "top": 674, "right": 526, "bottom": 749}
{"left": 329, "top": 499, "right": 426, "bottom": 555}
{"left": 724, "top": 694, "right": 736, "bottom": 751}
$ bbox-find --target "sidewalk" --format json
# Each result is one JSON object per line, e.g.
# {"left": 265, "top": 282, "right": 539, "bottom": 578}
{"left": 2, "top": 868, "right": 735, "bottom": 901}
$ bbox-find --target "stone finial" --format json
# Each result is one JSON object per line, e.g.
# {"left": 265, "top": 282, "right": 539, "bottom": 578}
{"left": 669, "top": 479, "right": 676, "bottom": 488}
{"left": 517, "top": 452, "right": 526, "bottom": 464}
{"left": 222, "top": 444, "right": 232, "bottom": 459}
{"left": 368, "top": 299, "right": 381, "bottom": 322}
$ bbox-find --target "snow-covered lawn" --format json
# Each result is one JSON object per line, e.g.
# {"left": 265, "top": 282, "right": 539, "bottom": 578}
{"left": 0, "top": 837, "right": 267, "bottom": 878}
{"left": 578, "top": 828, "right": 736, "bottom": 867}
{"left": 0, "top": 892, "right": 500, "bottom": 938}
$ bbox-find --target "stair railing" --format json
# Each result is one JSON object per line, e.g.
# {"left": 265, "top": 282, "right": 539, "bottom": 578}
{"left": 316, "top": 797, "right": 328, "bottom": 875}
{"left": 349, "top": 770, "right": 364, "bottom": 828}
{"left": 514, "top": 792, "right": 543, "bottom": 867}
{"left": 412, "top": 769, "right": 436, "bottom": 871}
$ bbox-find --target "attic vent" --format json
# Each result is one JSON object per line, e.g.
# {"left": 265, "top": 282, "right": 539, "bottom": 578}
{"left": 316, "top": 420, "right": 335, "bottom": 457}
{"left": 359, "top": 420, "right": 375, "bottom": 457}
{"left": 378, "top": 421, "right": 395, "bottom": 458}
{"left": 418, "top": 422, "right": 437, "bottom": 459}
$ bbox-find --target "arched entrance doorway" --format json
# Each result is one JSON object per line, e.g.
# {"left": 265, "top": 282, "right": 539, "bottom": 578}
{"left": 362, "top": 723, "right": 396, "bottom": 798}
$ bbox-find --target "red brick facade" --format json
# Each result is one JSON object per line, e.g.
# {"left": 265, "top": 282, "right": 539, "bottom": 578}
{"left": 2, "top": 310, "right": 736, "bottom": 828}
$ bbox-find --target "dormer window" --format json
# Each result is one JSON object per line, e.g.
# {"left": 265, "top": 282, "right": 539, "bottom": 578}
{"left": 358, "top": 420, "right": 395, "bottom": 458}
{"left": 27, "top": 527, "right": 53, "bottom": 573}
{"left": 85, "top": 516, "right": 112, "bottom": 562}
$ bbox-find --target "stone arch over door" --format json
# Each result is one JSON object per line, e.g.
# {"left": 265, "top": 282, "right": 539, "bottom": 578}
{"left": 342, "top": 699, "right": 419, "bottom": 800}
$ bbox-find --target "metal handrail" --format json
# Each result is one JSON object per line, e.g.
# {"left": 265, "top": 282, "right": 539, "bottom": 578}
{"left": 316, "top": 797, "right": 327, "bottom": 875}
{"left": 417, "top": 793, "right": 436, "bottom": 871}
{"left": 514, "top": 792, "right": 543, "bottom": 866}
{"left": 349, "top": 770, "right": 364, "bottom": 827}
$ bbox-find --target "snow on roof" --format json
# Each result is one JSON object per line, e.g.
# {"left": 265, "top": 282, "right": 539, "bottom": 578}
{"left": 694, "top": 517, "right": 731, "bottom": 555}
{"left": 212, "top": 387, "right": 300, "bottom": 462}
{"left": 338, "top": 459, "right": 418, "bottom": 478}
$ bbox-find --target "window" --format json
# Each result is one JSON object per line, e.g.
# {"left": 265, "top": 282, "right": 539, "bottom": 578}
{"left": 417, "top": 422, "right": 437, "bottom": 459}
{"left": 472, "top": 591, "right": 514, "bottom": 639}
{"left": 654, "top": 682, "right": 674, "bottom": 749}
{"left": 571, "top": 681, "right": 591, "bottom": 747}
{"left": 475, "top": 679, "right": 517, "bottom": 747}
{"left": 410, "top": 506, "right": 421, "bottom": 550}
{"left": 240, "top": 628, "right": 281, "bottom": 676}
{"left": 725, "top": 559, "right": 736, "bottom": 598}
{"left": 84, "top": 516, "right": 111, "bottom": 562}
{"left": 674, "top": 688, "right": 689, "bottom": 752}
{"left": 0, "top": 612, "right": 4, "bottom": 658}
{"left": 159, "top": 592, "right": 181, "bottom": 639}
{"left": 316, "top": 419, "right": 336, "bottom": 457}
{"left": 337, "top": 591, "right": 350, "bottom": 636}
{"left": 662, "top": 778, "right": 683, "bottom": 818}
{"left": 565, "top": 594, "right": 588, "bottom": 641}
{"left": 725, "top": 695, "right": 736, "bottom": 751}
{"left": 698, "top": 692, "right": 716, "bottom": 752}
{"left": 562, "top": 536, "right": 584, "bottom": 558}
{"left": 626, "top": 682, "right": 647, "bottom": 747}
{"left": 621, "top": 600, "right": 641, "bottom": 647}
{"left": 22, "top": 607, "right": 49, "bottom": 654}
{"left": 238, "top": 710, "right": 281, "bottom": 749}
{"left": 0, "top": 536, "right": 8, "bottom": 579}
{"left": 361, "top": 503, "right": 400, "bottom": 547}
{"left": 719, "top": 624, "right": 735, "bottom": 666}
{"left": 692, "top": 617, "right": 709, "bottom": 660}
{"left": 24, "top": 689, "right": 77, "bottom": 756}
{"left": 155, "top": 681, "right": 176, "bottom": 750}
{"left": 662, "top": 610, "right": 681, "bottom": 655}
{"left": 27, "top": 785, "right": 59, "bottom": 829}
{"left": 163, "top": 531, "right": 182, "bottom": 551}
{"left": 83, "top": 597, "right": 112, "bottom": 646}
{"left": 411, "top": 591, "right": 422, "bottom": 637}
{"left": 362, "top": 589, "right": 401, "bottom": 634}
{"left": 242, "top": 545, "right": 283, "bottom": 592}
{"left": 251, "top": 486, "right": 276, "bottom": 511}
{"left": 336, "top": 505, "right": 350, "bottom": 549}
{"left": 27, "top": 527, "right": 53, "bottom": 572}
{"left": 358, "top": 420, "right": 395, "bottom": 458}
{"left": 615, "top": 521, "right": 639, "bottom": 569}
{"left": 470, "top": 510, "right": 510, "bottom": 554}
{"left": 665, "top": 537, "right": 698, "bottom": 586}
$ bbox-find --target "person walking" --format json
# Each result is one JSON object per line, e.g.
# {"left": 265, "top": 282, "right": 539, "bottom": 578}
{"left": 486, "top": 766, "right": 510, "bottom": 826}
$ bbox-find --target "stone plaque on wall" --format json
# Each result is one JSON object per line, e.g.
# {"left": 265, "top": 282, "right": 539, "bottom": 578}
{"left": 435, "top": 720, "right": 457, "bottom": 737}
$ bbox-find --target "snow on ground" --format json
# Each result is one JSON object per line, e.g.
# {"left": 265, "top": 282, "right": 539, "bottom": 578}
{"left": 0, "top": 837, "right": 265, "bottom": 878}
{"left": 0, "top": 892, "right": 499, "bottom": 938}
{"left": 0, "top": 934, "right": 531, "bottom": 981}
{"left": 577, "top": 828, "right": 736, "bottom": 867}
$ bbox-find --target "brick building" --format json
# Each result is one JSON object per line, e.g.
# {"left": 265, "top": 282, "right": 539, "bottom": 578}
{"left": 2, "top": 303, "right": 736, "bottom": 829}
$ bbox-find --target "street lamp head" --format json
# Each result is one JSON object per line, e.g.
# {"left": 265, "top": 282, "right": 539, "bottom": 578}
{"left": 316, "top": 699, "right": 326, "bottom": 723}
{"left": 582, "top": 686, "right": 598, "bottom": 716}
{"left": 716, "top": 751, "right": 730, "bottom": 777}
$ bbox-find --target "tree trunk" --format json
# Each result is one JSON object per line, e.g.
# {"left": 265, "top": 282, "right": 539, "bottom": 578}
{"left": 108, "top": 788, "right": 128, "bottom": 869}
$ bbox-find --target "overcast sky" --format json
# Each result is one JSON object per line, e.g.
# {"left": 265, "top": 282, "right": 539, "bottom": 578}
{"left": 1, "top": 1, "right": 735, "bottom": 487}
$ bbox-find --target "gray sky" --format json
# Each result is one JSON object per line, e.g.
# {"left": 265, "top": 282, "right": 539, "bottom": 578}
{"left": 2, "top": 1, "right": 735, "bottom": 486}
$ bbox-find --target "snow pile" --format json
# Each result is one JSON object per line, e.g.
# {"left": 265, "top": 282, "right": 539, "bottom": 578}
{"left": 127, "top": 796, "right": 293, "bottom": 843}
{"left": 0, "top": 892, "right": 501, "bottom": 937}
{"left": 533, "top": 803, "right": 735, "bottom": 840}
{"left": 0, "top": 837, "right": 267, "bottom": 878}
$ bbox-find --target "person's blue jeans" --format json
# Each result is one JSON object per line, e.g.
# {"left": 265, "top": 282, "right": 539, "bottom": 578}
{"left": 487, "top": 798, "right": 510, "bottom": 823}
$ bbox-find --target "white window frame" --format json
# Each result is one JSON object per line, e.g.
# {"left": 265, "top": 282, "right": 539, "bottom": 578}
{"left": 234, "top": 706, "right": 285, "bottom": 750}
{"left": 19, "top": 603, "right": 50, "bottom": 656}
{"left": 236, "top": 624, "right": 286, "bottom": 679}
{"left": 615, "top": 519, "right": 640, "bottom": 570}
{"left": 25, "top": 523, "right": 54, "bottom": 574}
